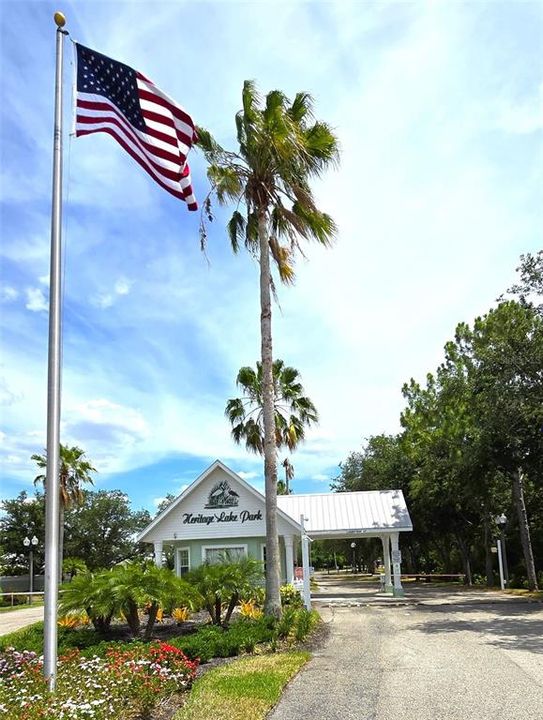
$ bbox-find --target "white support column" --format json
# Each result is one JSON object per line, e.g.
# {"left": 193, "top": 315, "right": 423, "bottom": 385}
{"left": 154, "top": 540, "right": 163, "bottom": 567}
{"left": 300, "top": 515, "right": 311, "bottom": 610}
{"left": 284, "top": 535, "right": 295, "bottom": 585}
{"left": 381, "top": 535, "right": 393, "bottom": 593}
{"left": 390, "top": 532, "right": 404, "bottom": 597}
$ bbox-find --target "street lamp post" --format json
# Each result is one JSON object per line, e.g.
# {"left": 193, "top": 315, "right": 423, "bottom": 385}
{"left": 23, "top": 535, "right": 39, "bottom": 598}
{"left": 351, "top": 542, "right": 356, "bottom": 574}
{"left": 495, "top": 514, "right": 508, "bottom": 587}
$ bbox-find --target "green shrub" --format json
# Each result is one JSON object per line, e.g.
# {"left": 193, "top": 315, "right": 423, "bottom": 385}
{"left": 280, "top": 584, "right": 303, "bottom": 607}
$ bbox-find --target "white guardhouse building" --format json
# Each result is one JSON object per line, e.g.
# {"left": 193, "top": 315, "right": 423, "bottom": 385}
{"left": 137, "top": 460, "right": 413, "bottom": 603}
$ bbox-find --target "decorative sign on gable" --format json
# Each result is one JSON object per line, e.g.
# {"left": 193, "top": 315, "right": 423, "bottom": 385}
{"left": 205, "top": 480, "right": 239, "bottom": 509}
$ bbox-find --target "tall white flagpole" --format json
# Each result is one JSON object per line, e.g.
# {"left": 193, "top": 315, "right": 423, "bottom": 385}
{"left": 43, "top": 10, "right": 67, "bottom": 691}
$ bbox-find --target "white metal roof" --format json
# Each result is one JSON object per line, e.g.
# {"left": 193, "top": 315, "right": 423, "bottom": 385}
{"left": 277, "top": 489, "right": 412, "bottom": 538}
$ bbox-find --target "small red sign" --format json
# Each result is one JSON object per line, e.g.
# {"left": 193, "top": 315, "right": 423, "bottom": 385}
{"left": 294, "top": 567, "right": 303, "bottom": 579}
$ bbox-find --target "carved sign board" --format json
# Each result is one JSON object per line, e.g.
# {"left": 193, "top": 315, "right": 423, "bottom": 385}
{"left": 183, "top": 509, "right": 263, "bottom": 526}
{"left": 391, "top": 550, "right": 402, "bottom": 564}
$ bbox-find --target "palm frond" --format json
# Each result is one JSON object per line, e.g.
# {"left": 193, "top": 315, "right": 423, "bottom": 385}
{"left": 227, "top": 211, "right": 246, "bottom": 254}
{"left": 292, "top": 202, "right": 337, "bottom": 246}
{"left": 289, "top": 92, "right": 314, "bottom": 123}
{"left": 195, "top": 126, "right": 225, "bottom": 157}
{"left": 207, "top": 165, "right": 243, "bottom": 204}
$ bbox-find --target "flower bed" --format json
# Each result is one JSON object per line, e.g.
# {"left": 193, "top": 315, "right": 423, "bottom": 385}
{"left": 0, "top": 642, "right": 198, "bottom": 720}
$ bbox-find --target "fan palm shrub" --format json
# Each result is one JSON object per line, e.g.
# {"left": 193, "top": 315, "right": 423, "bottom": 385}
{"left": 187, "top": 556, "right": 264, "bottom": 627}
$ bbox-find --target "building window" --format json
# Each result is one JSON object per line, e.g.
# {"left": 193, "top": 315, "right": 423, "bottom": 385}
{"left": 203, "top": 545, "right": 247, "bottom": 565}
{"left": 177, "top": 548, "right": 190, "bottom": 576}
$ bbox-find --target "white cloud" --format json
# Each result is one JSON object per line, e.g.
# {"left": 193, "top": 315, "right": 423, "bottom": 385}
{"left": 1, "top": 287, "right": 18, "bottom": 302}
{"left": 90, "top": 277, "right": 134, "bottom": 309}
{"left": 25, "top": 287, "right": 48, "bottom": 312}
{"left": 311, "top": 474, "right": 330, "bottom": 482}
{"left": 91, "top": 293, "right": 114, "bottom": 309}
{"left": 114, "top": 277, "right": 133, "bottom": 295}
{"left": 236, "top": 471, "right": 259, "bottom": 481}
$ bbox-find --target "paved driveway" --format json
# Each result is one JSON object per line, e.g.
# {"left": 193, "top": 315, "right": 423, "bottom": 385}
{"left": 0, "top": 606, "right": 44, "bottom": 637}
{"left": 270, "top": 584, "right": 543, "bottom": 720}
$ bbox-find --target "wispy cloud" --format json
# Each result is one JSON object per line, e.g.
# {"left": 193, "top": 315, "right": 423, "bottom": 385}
{"left": 25, "top": 288, "right": 48, "bottom": 312}
{"left": 1, "top": 287, "right": 18, "bottom": 302}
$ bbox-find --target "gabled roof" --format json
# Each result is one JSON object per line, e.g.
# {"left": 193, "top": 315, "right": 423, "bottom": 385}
{"left": 277, "top": 489, "right": 412, "bottom": 537}
{"left": 136, "top": 459, "right": 302, "bottom": 542}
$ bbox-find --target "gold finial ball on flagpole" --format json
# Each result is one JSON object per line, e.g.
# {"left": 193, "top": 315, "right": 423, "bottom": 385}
{"left": 54, "top": 11, "right": 66, "bottom": 27}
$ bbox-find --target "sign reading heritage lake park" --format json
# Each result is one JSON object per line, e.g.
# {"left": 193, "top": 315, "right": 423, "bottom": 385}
{"left": 182, "top": 479, "right": 263, "bottom": 525}
{"left": 182, "top": 509, "right": 263, "bottom": 526}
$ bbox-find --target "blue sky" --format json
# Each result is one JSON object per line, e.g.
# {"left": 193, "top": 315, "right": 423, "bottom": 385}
{"left": 1, "top": 0, "right": 542, "bottom": 515}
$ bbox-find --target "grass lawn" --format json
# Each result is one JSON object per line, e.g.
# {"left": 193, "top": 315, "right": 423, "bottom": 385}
{"left": 0, "top": 601, "right": 44, "bottom": 614}
{"left": 174, "top": 652, "right": 309, "bottom": 720}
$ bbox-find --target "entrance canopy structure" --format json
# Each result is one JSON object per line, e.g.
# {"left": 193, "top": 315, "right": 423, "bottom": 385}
{"left": 137, "top": 461, "right": 413, "bottom": 607}
{"left": 278, "top": 490, "right": 413, "bottom": 601}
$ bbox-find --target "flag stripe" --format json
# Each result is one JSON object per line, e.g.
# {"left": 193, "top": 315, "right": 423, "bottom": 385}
{"left": 77, "top": 116, "right": 186, "bottom": 185}
{"left": 136, "top": 75, "right": 196, "bottom": 135}
{"left": 75, "top": 43, "right": 197, "bottom": 210}
{"left": 77, "top": 97, "right": 183, "bottom": 168}
{"left": 77, "top": 126, "right": 192, "bottom": 202}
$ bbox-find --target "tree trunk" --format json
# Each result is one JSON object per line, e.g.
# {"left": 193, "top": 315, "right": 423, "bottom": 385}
{"left": 58, "top": 504, "right": 64, "bottom": 584}
{"left": 223, "top": 592, "right": 239, "bottom": 626}
{"left": 258, "top": 209, "right": 282, "bottom": 618}
{"left": 144, "top": 602, "right": 159, "bottom": 640}
{"left": 456, "top": 534, "right": 472, "bottom": 585}
{"left": 512, "top": 468, "right": 539, "bottom": 591}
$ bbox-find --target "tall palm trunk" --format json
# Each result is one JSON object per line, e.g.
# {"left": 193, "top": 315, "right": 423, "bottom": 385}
{"left": 512, "top": 468, "right": 538, "bottom": 591}
{"left": 58, "top": 504, "right": 64, "bottom": 584}
{"left": 258, "top": 209, "right": 282, "bottom": 617}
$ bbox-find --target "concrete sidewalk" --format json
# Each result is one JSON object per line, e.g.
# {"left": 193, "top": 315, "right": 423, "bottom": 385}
{"left": 0, "top": 606, "right": 44, "bottom": 636}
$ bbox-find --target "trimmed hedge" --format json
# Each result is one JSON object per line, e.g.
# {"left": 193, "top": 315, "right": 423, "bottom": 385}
{"left": 0, "top": 609, "right": 319, "bottom": 664}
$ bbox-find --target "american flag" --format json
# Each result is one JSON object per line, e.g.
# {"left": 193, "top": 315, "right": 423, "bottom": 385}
{"left": 75, "top": 43, "right": 197, "bottom": 210}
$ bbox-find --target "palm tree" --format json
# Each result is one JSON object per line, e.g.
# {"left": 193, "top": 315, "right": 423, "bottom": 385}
{"left": 281, "top": 457, "right": 294, "bottom": 495}
{"left": 32, "top": 444, "right": 96, "bottom": 582}
{"left": 199, "top": 84, "right": 338, "bottom": 616}
{"left": 225, "top": 360, "right": 318, "bottom": 455}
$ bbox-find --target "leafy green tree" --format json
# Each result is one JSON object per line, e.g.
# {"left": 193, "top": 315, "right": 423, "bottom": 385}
{"left": 32, "top": 445, "right": 96, "bottom": 580}
{"left": 0, "top": 491, "right": 45, "bottom": 575}
{"left": 186, "top": 556, "right": 264, "bottom": 626}
{"left": 64, "top": 490, "right": 151, "bottom": 569}
{"left": 452, "top": 301, "right": 543, "bottom": 589}
{"left": 505, "top": 250, "right": 543, "bottom": 313}
{"left": 199, "top": 82, "right": 338, "bottom": 616}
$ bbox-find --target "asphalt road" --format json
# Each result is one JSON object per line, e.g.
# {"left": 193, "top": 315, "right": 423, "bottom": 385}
{"left": 269, "top": 601, "right": 543, "bottom": 720}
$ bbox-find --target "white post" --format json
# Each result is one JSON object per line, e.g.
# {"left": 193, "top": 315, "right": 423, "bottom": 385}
{"left": 284, "top": 535, "right": 294, "bottom": 584}
{"left": 154, "top": 541, "right": 164, "bottom": 567}
{"left": 381, "top": 535, "right": 392, "bottom": 593}
{"left": 390, "top": 532, "right": 404, "bottom": 597}
{"left": 497, "top": 539, "right": 505, "bottom": 590}
{"left": 300, "top": 515, "right": 311, "bottom": 610}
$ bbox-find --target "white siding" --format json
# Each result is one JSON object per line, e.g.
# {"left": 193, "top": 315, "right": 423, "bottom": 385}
{"left": 145, "top": 467, "right": 297, "bottom": 542}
